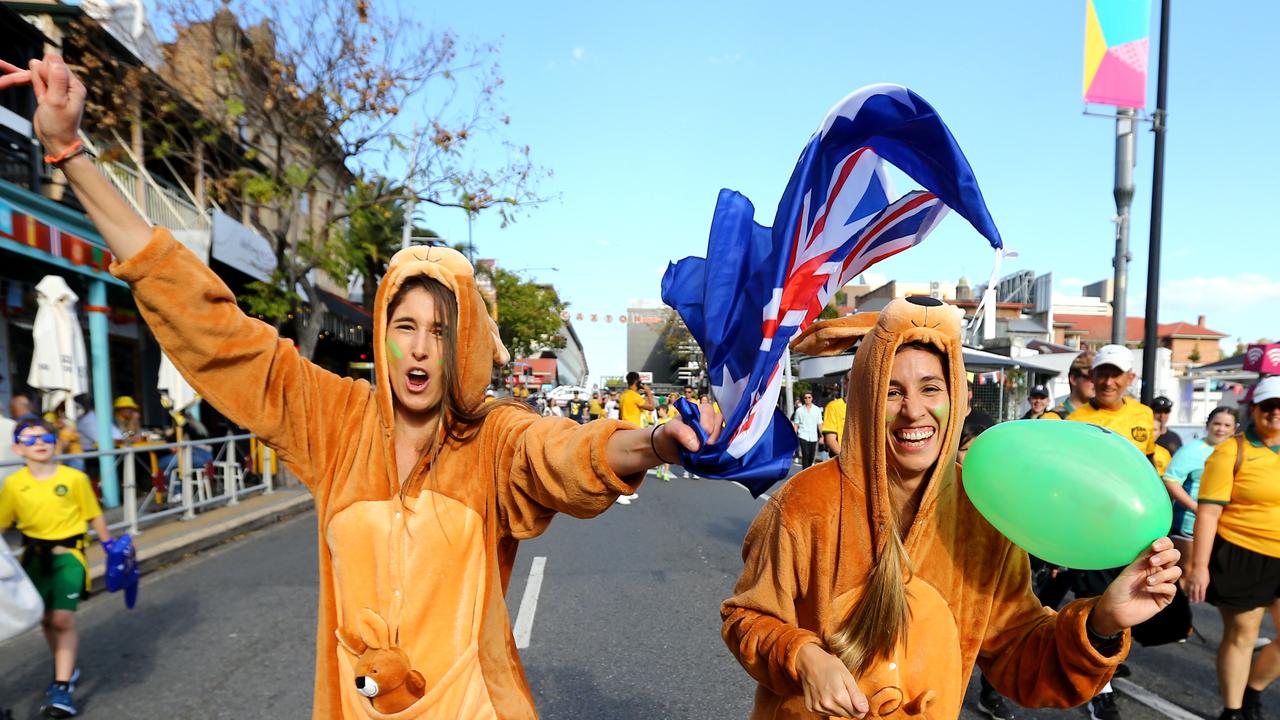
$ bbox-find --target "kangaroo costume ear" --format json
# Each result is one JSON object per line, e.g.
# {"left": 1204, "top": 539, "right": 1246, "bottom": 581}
{"left": 357, "top": 608, "right": 391, "bottom": 650}
{"left": 790, "top": 313, "right": 880, "bottom": 357}
{"left": 335, "top": 626, "right": 367, "bottom": 656}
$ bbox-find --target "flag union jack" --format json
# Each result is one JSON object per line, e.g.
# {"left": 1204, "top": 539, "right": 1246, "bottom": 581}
{"left": 662, "top": 84, "right": 1003, "bottom": 495}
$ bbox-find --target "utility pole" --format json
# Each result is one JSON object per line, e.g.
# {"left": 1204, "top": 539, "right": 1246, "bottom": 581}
{"left": 1111, "top": 107, "right": 1137, "bottom": 344}
{"left": 1141, "top": 0, "right": 1171, "bottom": 404}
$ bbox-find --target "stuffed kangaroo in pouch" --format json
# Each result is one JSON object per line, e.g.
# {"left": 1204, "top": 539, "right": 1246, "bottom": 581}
{"left": 336, "top": 608, "right": 426, "bottom": 714}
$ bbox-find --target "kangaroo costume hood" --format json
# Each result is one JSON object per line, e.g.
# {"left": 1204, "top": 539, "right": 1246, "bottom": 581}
{"left": 722, "top": 297, "right": 1127, "bottom": 720}
{"left": 114, "top": 229, "right": 644, "bottom": 719}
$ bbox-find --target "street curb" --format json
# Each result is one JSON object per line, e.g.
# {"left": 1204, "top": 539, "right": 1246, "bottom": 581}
{"left": 85, "top": 492, "right": 314, "bottom": 593}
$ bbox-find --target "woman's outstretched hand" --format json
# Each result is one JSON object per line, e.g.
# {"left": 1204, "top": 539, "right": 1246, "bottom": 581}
{"left": 1, "top": 54, "right": 86, "bottom": 156}
{"left": 654, "top": 398, "right": 722, "bottom": 460}
{"left": 1090, "top": 537, "right": 1182, "bottom": 636}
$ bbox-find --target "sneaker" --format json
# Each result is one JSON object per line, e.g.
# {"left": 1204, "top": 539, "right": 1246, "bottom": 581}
{"left": 614, "top": 495, "right": 631, "bottom": 505}
{"left": 1243, "top": 686, "right": 1263, "bottom": 720}
{"left": 1219, "top": 710, "right": 1245, "bottom": 720}
{"left": 1113, "top": 663, "right": 1131, "bottom": 679}
{"left": 682, "top": 471, "right": 690, "bottom": 479}
{"left": 1256, "top": 638, "right": 1273, "bottom": 650}
{"left": 41, "top": 684, "right": 77, "bottom": 718}
{"left": 1088, "top": 692, "right": 1120, "bottom": 720}
{"left": 978, "top": 686, "right": 1015, "bottom": 720}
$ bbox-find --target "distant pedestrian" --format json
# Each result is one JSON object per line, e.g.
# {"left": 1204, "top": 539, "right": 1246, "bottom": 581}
{"left": 0, "top": 416, "right": 112, "bottom": 718}
{"left": 589, "top": 392, "right": 603, "bottom": 421}
{"left": 567, "top": 392, "right": 589, "bottom": 424}
{"left": 1044, "top": 352, "right": 1095, "bottom": 419}
{"left": 790, "top": 391, "right": 823, "bottom": 468}
{"left": 605, "top": 391, "right": 620, "bottom": 420}
{"left": 9, "top": 392, "right": 32, "bottom": 421}
{"left": 1188, "top": 378, "right": 1280, "bottom": 720}
{"left": 1021, "top": 384, "right": 1051, "bottom": 419}
{"left": 1164, "top": 406, "right": 1237, "bottom": 581}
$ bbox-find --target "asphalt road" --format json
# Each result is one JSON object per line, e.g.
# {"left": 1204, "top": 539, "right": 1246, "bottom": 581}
{"left": 1, "top": 465, "right": 1275, "bottom": 719}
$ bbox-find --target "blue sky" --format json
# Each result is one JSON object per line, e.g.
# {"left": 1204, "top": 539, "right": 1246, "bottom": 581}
{"left": 405, "top": 1, "right": 1278, "bottom": 386}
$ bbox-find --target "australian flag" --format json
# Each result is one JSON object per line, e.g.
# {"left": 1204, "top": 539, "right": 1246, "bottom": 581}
{"left": 661, "top": 84, "right": 1004, "bottom": 496}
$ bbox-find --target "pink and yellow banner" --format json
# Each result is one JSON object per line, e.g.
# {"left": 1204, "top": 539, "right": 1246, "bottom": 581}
{"left": 1083, "top": 0, "right": 1151, "bottom": 109}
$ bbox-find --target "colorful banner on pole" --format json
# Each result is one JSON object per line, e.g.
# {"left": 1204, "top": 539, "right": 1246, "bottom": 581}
{"left": 1083, "top": 0, "right": 1151, "bottom": 109}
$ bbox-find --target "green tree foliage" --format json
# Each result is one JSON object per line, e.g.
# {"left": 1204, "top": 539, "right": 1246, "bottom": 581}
{"left": 477, "top": 265, "right": 566, "bottom": 360}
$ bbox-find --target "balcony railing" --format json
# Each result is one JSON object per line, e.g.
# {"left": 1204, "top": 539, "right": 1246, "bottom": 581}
{"left": 95, "top": 155, "right": 210, "bottom": 232}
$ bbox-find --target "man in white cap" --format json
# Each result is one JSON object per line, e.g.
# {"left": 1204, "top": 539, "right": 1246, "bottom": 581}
{"left": 1067, "top": 344, "right": 1156, "bottom": 458}
{"left": 1063, "top": 343, "right": 1157, "bottom": 720}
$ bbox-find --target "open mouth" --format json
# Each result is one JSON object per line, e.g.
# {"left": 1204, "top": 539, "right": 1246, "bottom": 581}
{"left": 892, "top": 426, "right": 936, "bottom": 450}
{"left": 405, "top": 368, "right": 430, "bottom": 393}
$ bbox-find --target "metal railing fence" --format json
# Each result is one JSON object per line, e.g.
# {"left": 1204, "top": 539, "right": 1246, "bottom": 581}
{"left": 0, "top": 432, "right": 274, "bottom": 539}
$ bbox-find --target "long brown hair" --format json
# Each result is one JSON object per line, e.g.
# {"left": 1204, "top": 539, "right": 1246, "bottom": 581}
{"left": 388, "top": 276, "right": 532, "bottom": 450}
{"left": 826, "top": 340, "right": 948, "bottom": 675}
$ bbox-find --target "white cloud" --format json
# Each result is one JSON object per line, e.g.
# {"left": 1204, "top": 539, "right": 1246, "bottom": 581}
{"left": 1154, "top": 273, "right": 1280, "bottom": 342}
{"left": 571, "top": 47, "right": 586, "bottom": 63}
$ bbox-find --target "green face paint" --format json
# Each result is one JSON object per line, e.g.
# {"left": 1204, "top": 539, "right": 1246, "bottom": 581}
{"left": 931, "top": 401, "right": 950, "bottom": 421}
{"left": 386, "top": 336, "right": 404, "bottom": 360}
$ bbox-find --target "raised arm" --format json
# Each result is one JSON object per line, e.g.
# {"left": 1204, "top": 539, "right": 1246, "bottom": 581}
{"left": 4, "top": 55, "right": 358, "bottom": 486}
{"left": 2, "top": 55, "right": 151, "bottom": 260}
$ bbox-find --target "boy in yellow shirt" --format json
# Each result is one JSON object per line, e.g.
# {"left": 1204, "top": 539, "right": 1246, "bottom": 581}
{"left": 0, "top": 417, "right": 111, "bottom": 718}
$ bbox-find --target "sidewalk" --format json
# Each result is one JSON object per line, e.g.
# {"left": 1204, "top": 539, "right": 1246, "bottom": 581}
{"left": 84, "top": 486, "right": 313, "bottom": 592}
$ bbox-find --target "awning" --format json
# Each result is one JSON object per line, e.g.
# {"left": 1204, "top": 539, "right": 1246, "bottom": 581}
{"left": 318, "top": 290, "right": 372, "bottom": 347}
{"left": 798, "top": 346, "right": 1063, "bottom": 381}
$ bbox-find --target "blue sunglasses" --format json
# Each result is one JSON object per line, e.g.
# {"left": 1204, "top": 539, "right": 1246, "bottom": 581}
{"left": 16, "top": 432, "right": 57, "bottom": 446}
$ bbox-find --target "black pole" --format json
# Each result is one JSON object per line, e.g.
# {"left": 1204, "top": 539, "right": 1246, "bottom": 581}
{"left": 1141, "top": 0, "right": 1170, "bottom": 404}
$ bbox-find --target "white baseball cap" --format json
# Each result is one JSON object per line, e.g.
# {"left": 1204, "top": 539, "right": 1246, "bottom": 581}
{"left": 1253, "top": 376, "right": 1280, "bottom": 404}
{"left": 1092, "top": 344, "right": 1134, "bottom": 373}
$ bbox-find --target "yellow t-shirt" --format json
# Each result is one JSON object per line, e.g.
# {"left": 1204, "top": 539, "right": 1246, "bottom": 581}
{"left": 0, "top": 464, "right": 103, "bottom": 540}
{"left": 619, "top": 388, "right": 650, "bottom": 426}
{"left": 820, "top": 397, "right": 847, "bottom": 443}
{"left": 1198, "top": 431, "right": 1280, "bottom": 558}
{"left": 589, "top": 399, "right": 603, "bottom": 418}
{"left": 1153, "top": 444, "right": 1172, "bottom": 477}
{"left": 1066, "top": 398, "right": 1156, "bottom": 457}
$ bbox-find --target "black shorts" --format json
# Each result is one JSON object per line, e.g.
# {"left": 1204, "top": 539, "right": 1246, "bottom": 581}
{"left": 1207, "top": 536, "right": 1280, "bottom": 611}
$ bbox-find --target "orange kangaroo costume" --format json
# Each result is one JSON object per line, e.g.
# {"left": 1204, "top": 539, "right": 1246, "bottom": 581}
{"left": 722, "top": 297, "right": 1128, "bottom": 719}
{"left": 112, "top": 230, "right": 644, "bottom": 719}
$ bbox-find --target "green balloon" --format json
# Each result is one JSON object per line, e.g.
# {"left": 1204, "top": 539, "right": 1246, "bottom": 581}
{"left": 963, "top": 420, "right": 1172, "bottom": 570}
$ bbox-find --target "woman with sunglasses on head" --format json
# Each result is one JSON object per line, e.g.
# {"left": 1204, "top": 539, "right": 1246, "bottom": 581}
{"left": 1188, "top": 377, "right": 1280, "bottom": 720}
{"left": 0, "top": 55, "right": 716, "bottom": 719}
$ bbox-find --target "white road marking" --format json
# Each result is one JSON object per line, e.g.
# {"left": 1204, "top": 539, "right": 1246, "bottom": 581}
{"left": 1112, "top": 678, "right": 1204, "bottom": 720}
{"left": 512, "top": 556, "right": 547, "bottom": 649}
{"left": 760, "top": 493, "right": 771, "bottom": 501}
{"left": 730, "top": 480, "right": 770, "bottom": 501}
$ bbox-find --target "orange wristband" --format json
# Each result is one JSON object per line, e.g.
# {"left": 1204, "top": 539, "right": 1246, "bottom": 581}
{"left": 44, "top": 139, "right": 86, "bottom": 166}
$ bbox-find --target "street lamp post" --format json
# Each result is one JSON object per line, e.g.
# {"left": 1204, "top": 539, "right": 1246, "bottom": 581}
{"left": 1141, "top": 0, "right": 1171, "bottom": 404}
{"left": 1111, "top": 106, "right": 1137, "bottom": 345}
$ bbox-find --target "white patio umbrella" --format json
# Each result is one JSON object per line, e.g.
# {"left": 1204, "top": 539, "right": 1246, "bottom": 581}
{"left": 158, "top": 351, "right": 201, "bottom": 498}
{"left": 28, "top": 275, "right": 89, "bottom": 422}
{"left": 157, "top": 352, "right": 199, "bottom": 414}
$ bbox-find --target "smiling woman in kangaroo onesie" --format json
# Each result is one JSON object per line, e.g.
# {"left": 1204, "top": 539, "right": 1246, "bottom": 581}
{"left": 2, "top": 55, "right": 715, "bottom": 720}
{"left": 721, "top": 296, "right": 1183, "bottom": 720}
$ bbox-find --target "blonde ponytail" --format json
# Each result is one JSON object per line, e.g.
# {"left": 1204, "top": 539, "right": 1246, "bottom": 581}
{"left": 826, "top": 519, "right": 913, "bottom": 675}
